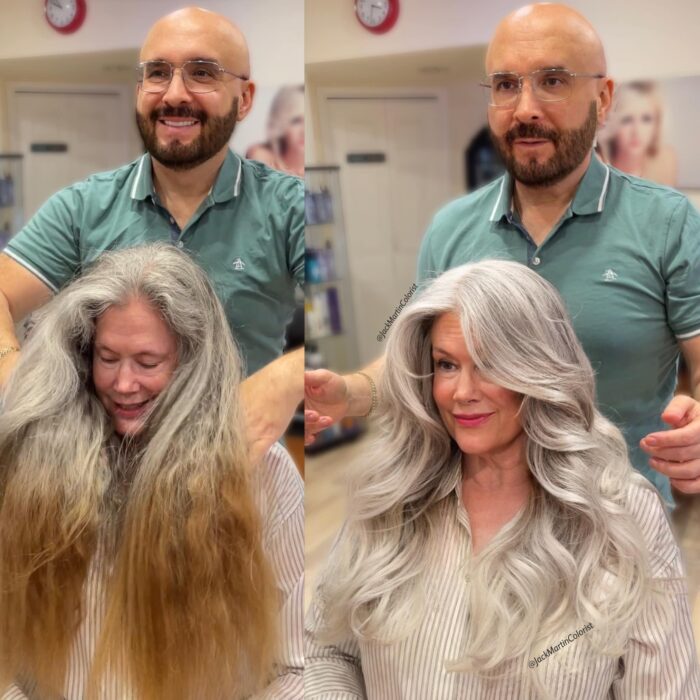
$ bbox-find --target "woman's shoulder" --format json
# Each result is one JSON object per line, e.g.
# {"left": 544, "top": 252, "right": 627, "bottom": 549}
{"left": 624, "top": 477, "right": 681, "bottom": 578}
{"left": 255, "top": 442, "right": 304, "bottom": 537}
{"left": 644, "top": 146, "right": 678, "bottom": 187}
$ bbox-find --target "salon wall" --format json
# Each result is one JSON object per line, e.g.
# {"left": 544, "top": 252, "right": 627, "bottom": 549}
{"left": 306, "top": 0, "right": 700, "bottom": 357}
{"left": 306, "top": 0, "right": 700, "bottom": 205}
{"left": 0, "top": 0, "right": 303, "bottom": 80}
{"left": 306, "top": 0, "right": 700, "bottom": 80}
{"left": 0, "top": 0, "right": 304, "bottom": 151}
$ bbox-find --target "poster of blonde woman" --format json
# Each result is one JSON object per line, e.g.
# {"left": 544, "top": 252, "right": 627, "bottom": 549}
{"left": 233, "top": 84, "right": 304, "bottom": 177}
{"left": 596, "top": 81, "right": 678, "bottom": 187}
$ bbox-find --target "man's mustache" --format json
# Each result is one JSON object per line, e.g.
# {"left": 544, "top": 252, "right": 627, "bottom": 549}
{"left": 149, "top": 106, "right": 207, "bottom": 123}
{"left": 505, "top": 123, "right": 559, "bottom": 145}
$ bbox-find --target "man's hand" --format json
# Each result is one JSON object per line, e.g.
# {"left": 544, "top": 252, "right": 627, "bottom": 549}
{"left": 242, "top": 348, "right": 303, "bottom": 465}
{"left": 0, "top": 253, "right": 53, "bottom": 392}
{"left": 304, "top": 369, "right": 353, "bottom": 446}
{"left": 641, "top": 394, "right": 700, "bottom": 493}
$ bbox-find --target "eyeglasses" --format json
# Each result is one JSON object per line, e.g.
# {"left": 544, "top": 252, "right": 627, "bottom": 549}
{"left": 480, "top": 69, "right": 605, "bottom": 108}
{"left": 136, "top": 60, "right": 249, "bottom": 94}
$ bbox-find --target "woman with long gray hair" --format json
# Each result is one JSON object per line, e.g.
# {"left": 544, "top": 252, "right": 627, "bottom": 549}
{"left": 305, "top": 260, "right": 698, "bottom": 698}
{"left": 0, "top": 244, "right": 303, "bottom": 700}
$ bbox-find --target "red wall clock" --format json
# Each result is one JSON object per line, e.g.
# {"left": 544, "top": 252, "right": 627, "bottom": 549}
{"left": 45, "top": 0, "right": 87, "bottom": 35}
{"left": 354, "top": 0, "right": 400, "bottom": 34}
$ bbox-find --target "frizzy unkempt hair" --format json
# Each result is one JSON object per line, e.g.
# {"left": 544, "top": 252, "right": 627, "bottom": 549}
{"left": 0, "top": 244, "right": 277, "bottom": 700}
{"left": 316, "top": 259, "right": 658, "bottom": 691}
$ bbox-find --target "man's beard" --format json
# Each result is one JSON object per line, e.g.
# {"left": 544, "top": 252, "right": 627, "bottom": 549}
{"left": 490, "top": 102, "right": 598, "bottom": 187}
{"left": 136, "top": 97, "right": 239, "bottom": 171}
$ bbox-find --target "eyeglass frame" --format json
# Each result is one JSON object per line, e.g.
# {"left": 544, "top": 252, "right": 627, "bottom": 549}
{"left": 136, "top": 59, "right": 250, "bottom": 94}
{"left": 479, "top": 68, "right": 606, "bottom": 108}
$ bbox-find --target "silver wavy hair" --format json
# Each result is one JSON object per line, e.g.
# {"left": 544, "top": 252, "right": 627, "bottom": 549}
{"left": 316, "top": 259, "right": 661, "bottom": 691}
{"left": 0, "top": 244, "right": 277, "bottom": 700}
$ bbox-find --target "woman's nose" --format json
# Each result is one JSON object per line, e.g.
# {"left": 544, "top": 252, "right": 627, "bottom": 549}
{"left": 453, "top": 368, "right": 481, "bottom": 402}
{"left": 113, "top": 362, "right": 139, "bottom": 393}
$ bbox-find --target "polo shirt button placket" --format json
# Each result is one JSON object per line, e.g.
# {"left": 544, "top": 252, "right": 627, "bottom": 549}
{"left": 177, "top": 240, "right": 184, "bottom": 249}
{"left": 532, "top": 256, "right": 541, "bottom": 266}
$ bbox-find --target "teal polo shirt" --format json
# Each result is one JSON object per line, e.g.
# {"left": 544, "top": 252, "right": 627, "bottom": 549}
{"left": 418, "top": 153, "right": 700, "bottom": 503}
{"left": 4, "top": 150, "right": 304, "bottom": 376}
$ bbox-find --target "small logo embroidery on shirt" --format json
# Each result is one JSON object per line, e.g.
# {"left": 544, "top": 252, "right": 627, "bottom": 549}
{"left": 232, "top": 257, "right": 246, "bottom": 271}
{"left": 602, "top": 268, "right": 618, "bottom": 282}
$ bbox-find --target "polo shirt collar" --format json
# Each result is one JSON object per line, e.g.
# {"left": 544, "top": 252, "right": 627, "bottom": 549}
{"left": 570, "top": 153, "right": 611, "bottom": 215}
{"left": 211, "top": 150, "right": 243, "bottom": 203}
{"left": 488, "top": 151, "right": 611, "bottom": 222}
{"left": 129, "top": 150, "right": 244, "bottom": 203}
{"left": 488, "top": 173, "right": 513, "bottom": 222}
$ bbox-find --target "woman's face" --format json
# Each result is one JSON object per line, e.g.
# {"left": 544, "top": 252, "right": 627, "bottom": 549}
{"left": 614, "top": 92, "right": 657, "bottom": 157}
{"left": 431, "top": 312, "right": 524, "bottom": 459}
{"left": 93, "top": 297, "right": 178, "bottom": 436}
{"left": 283, "top": 114, "right": 305, "bottom": 157}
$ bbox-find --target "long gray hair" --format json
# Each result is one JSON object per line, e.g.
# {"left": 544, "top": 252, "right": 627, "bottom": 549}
{"left": 317, "top": 259, "right": 658, "bottom": 687}
{"left": 0, "top": 244, "right": 277, "bottom": 700}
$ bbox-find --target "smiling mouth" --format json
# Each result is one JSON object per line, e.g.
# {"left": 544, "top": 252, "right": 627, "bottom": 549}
{"left": 159, "top": 119, "right": 199, "bottom": 128}
{"left": 113, "top": 399, "right": 152, "bottom": 413}
{"left": 454, "top": 413, "right": 494, "bottom": 427}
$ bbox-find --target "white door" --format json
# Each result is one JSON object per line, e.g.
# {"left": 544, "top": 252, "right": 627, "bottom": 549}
{"left": 11, "top": 89, "right": 132, "bottom": 219}
{"left": 323, "top": 95, "right": 450, "bottom": 365}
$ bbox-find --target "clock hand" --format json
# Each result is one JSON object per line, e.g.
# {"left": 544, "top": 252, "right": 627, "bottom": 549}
{"left": 50, "top": 0, "right": 64, "bottom": 8}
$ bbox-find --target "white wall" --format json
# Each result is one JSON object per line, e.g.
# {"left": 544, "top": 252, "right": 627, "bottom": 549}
{"left": 0, "top": 0, "right": 303, "bottom": 153}
{"left": 306, "top": 0, "right": 700, "bottom": 81}
{"left": 0, "top": 0, "right": 303, "bottom": 84}
{"left": 308, "top": 0, "right": 700, "bottom": 197}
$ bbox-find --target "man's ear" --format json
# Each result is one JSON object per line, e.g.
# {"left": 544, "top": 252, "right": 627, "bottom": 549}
{"left": 237, "top": 81, "right": 256, "bottom": 122}
{"left": 597, "top": 77, "right": 614, "bottom": 127}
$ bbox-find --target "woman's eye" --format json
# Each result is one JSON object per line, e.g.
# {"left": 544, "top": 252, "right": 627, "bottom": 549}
{"left": 435, "top": 359, "right": 456, "bottom": 371}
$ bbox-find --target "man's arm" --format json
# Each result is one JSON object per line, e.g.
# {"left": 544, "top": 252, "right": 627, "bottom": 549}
{"left": 242, "top": 347, "right": 304, "bottom": 465}
{"left": 684, "top": 334, "right": 700, "bottom": 402}
{"left": 642, "top": 335, "right": 700, "bottom": 492}
{"left": 304, "top": 355, "right": 385, "bottom": 445}
{"left": 0, "top": 254, "right": 53, "bottom": 387}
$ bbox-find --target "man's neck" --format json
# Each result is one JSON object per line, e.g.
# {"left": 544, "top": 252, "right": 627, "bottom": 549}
{"left": 512, "top": 151, "right": 592, "bottom": 246}
{"left": 514, "top": 151, "right": 591, "bottom": 212}
{"left": 151, "top": 146, "right": 228, "bottom": 203}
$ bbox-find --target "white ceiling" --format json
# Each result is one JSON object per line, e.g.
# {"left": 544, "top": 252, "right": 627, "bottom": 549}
{"left": 306, "top": 44, "right": 487, "bottom": 89}
{"left": 0, "top": 48, "right": 139, "bottom": 85}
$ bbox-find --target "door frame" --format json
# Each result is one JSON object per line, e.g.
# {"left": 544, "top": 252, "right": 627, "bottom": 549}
{"left": 316, "top": 85, "right": 451, "bottom": 178}
{"left": 7, "top": 81, "right": 137, "bottom": 161}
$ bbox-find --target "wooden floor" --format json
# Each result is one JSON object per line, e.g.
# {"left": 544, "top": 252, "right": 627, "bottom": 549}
{"left": 305, "top": 428, "right": 700, "bottom": 658}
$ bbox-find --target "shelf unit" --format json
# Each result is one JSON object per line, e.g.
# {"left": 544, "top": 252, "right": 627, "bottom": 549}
{"left": 0, "top": 154, "right": 24, "bottom": 251}
{"left": 305, "top": 165, "right": 363, "bottom": 452}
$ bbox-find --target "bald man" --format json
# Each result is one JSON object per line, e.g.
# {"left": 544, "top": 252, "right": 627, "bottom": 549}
{"left": 305, "top": 3, "right": 700, "bottom": 504}
{"left": 0, "top": 8, "right": 304, "bottom": 461}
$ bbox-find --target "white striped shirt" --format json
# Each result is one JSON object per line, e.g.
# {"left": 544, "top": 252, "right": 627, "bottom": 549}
{"left": 305, "top": 480, "right": 700, "bottom": 699}
{"left": 3, "top": 442, "right": 304, "bottom": 700}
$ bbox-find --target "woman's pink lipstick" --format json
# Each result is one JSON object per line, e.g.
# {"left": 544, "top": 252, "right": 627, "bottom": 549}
{"left": 454, "top": 412, "right": 493, "bottom": 427}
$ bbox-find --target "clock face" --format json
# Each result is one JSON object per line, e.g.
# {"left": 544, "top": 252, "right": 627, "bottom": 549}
{"left": 356, "top": 0, "right": 390, "bottom": 27}
{"left": 354, "top": 0, "right": 399, "bottom": 34}
{"left": 45, "top": 0, "right": 87, "bottom": 34}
